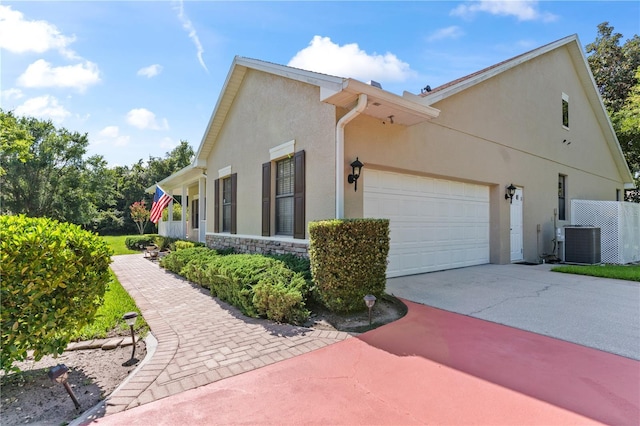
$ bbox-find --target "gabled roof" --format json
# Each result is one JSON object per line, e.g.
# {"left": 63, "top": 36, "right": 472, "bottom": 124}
{"left": 406, "top": 34, "right": 633, "bottom": 184}
{"left": 193, "top": 56, "right": 440, "bottom": 164}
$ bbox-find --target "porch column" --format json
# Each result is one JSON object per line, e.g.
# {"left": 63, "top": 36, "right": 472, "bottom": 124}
{"left": 198, "top": 176, "right": 206, "bottom": 242}
{"left": 181, "top": 184, "right": 188, "bottom": 239}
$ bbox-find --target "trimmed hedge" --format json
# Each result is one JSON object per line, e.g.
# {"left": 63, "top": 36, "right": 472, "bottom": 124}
{"left": 309, "top": 219, "right": 389, "bottom": 313}
{"left": 1, "top": 215, "right": 113, "bottom": 371}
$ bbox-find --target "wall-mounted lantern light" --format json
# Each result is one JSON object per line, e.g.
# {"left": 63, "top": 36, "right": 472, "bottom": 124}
{"left": 363, "top": 294, "right": 376, "bottom": 326}
{"left": 348, "top": 157, "right": 364, "bottom": 192}
{"left": 122, "top": 311, "right": 138, "bottom": 366}
{"left": 505, "top": 183, "right": 517, "bottom": 203}
{"left": 48, "top": 364, "right": 81, "bottom": 409}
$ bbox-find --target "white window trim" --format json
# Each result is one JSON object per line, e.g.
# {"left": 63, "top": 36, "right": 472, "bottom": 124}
{"left": 218, "top": 165, "right": 232, "bottom": 179}
{"left": 269, "top": 139, "right": 295, "bottom": 161}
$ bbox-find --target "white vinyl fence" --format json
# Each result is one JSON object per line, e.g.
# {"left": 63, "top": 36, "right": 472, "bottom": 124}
{"left": 158, "top": 220, "right": 185, "bottom": 239}
{"left": 571, "top": 200, "right": 640, "bottom": 264}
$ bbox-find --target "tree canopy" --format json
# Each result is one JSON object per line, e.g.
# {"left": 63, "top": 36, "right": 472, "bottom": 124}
{"left": 586, "top": 22, "right": 640, "bottom": 200}
{"left": 0, "top": 109, "right": 194, "bottom": 232}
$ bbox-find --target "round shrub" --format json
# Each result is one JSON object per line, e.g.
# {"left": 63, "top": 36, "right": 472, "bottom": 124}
{"left": 1, "top": 215, "right": 113, "bottom": 372}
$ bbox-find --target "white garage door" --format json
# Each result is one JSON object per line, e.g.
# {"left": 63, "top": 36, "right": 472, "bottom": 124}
{"left": 363, "top": 169, "right": 490, "bottom": 277}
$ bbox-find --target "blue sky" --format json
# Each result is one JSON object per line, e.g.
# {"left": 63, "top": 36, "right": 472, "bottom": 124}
{"left": 1, "top": 1, "right": 638, "bottom": 167}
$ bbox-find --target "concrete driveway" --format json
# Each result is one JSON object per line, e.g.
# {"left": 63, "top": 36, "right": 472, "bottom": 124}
{"left": 386, "top": 263, "right": 640, "bottom": 360}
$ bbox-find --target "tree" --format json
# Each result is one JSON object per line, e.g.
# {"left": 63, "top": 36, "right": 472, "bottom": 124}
{"left": 0, "top": 114, "right": 116, "bottom": 225}
{"left": 586, "top": 22, "right": 640, "bottom": 113}
{"left": 130, "top": 200, "right": 150, "bottom": 234}
{"left": 0, "top": 110, "right": 33, "bottom": 176}
{"left": 586, "top": 23, "right": 640, "bottom": 200}
{"left": 613, "top": 68, "right": 640, "bottom": 201}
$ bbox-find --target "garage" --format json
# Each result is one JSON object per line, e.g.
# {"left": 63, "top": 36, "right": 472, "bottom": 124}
{"left": 363, "top": 169, "right": 490, "bottom": 277}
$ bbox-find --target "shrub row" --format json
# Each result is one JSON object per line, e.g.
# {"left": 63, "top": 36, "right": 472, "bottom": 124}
{"left": 1, "top": 215, "right": 113, "bottom": 372}
{"left": 160, "top": 249, "right": 310, "bottom": 324}
{"left": 125, "top": 235, "right": 205, "bottom": 252}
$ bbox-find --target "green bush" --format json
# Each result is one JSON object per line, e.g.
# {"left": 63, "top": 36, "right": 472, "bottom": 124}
{"left": 1, "top": 215, "right": 113, "bottom": 371}
{"left": 253, "top": 267, "right": 309, "bottom": 324}
{"left": 309, "top": 219, "right": 389, "bottom": 313}
{"left": 160, "top": 247, "right": 215, "bottom": 274}
{"left": 266, "top": 253, "right": 312, "bottom": 283}
{"left": 125, "top": 234, "right": 159, "bottom": 250}
{"left": 174, "top": 240, "right": 205, "bottom": 251}
{"left": 208, "top": 255, "right": 310, "bottom": 324}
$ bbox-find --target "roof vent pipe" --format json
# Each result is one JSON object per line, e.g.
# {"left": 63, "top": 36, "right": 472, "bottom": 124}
{"left": 336, "top": 93, "right": 367, "bottom": 219}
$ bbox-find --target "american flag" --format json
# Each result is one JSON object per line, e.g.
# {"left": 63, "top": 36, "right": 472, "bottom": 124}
{"left": 150, "top": 185, "right": 172, "bottom": 224}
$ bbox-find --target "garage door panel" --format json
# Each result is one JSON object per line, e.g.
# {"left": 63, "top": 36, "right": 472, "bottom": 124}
{"left": 364, "top": 169, "right": 490, "bottom": 277}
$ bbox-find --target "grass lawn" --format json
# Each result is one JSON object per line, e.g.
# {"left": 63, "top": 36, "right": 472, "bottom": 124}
{"left": 71, "top": 271, "right": 148, "bottom": 340}
{"left": 67, "top": 235, "right": 147, "bottom": 340}
{"left": 551, "top": 264, "right": 640, "bottom": 282}
{"left": 102, "top": 235, "right": 140, "bottom": 255}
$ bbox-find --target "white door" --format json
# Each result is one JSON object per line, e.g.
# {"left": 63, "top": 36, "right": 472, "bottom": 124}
{"left": 363, "top": 169, "right": 490, "bottom": 278}
{"left": 510, "top": 187, "right": 524, "bottom": 262}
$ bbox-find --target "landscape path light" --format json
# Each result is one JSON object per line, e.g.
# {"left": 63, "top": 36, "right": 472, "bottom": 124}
{"left": 122, "top": 311, "right": 138, "bottom": 365}
{"left": 363, "top": 294, "right": 377, "bottom": 326}
{"left": 47, "top": 363, "right": 80, "bottom": 409}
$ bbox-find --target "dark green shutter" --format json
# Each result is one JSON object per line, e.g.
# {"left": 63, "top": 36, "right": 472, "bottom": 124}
{"left": 231, "top": 173, "right": 237, "bottom": 234}
{"left": 293, "top": 150, "right": 305, "bottom": 239}
{"left": 214, "top": 178, "right": 220, "bottom": 233}
{"left": 262, "top": 162, "right": 271, "bottom": 236}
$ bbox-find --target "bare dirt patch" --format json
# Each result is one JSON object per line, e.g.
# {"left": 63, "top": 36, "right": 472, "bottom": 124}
{"left": 1, "top": 340, "right": 146, "bottom": 426}
{"left": 1, "top": 296, "right": 405, "bottom": 426}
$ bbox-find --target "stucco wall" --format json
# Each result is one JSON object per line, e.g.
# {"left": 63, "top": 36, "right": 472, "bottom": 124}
{"left": 205, "top": 69, "right": 336, "bottom": 238}
{"left": 342, "top": 45, "right": 627, "bottom": 264}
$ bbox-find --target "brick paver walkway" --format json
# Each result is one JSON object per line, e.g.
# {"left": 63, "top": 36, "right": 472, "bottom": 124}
{"left": 106, "top": 254, "right": 351, "bottom": 414}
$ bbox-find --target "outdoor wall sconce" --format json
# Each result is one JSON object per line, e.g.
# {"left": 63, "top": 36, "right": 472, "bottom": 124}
{"left": 363, "top": 294, "right": 377, "bottom": 326}
{"left": 348, "top": 157, "right": 364, "bottom": 192}
{"left": 505, "top": 183, "right": 517, "bottom": 203}
{"left": 48, "top": 364, "right": 81, "bottom": 409}
{"left": 122, "top": 311, "right": 138, "bottom": 366}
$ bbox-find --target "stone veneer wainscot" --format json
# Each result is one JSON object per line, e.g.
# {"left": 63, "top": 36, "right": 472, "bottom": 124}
{"left": 206, "top": 234, "right": 309, "bottom": 258}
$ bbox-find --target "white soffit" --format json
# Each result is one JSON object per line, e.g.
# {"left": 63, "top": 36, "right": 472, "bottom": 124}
{"left": 322, "top": 79, "right": 440, "bottom": 126}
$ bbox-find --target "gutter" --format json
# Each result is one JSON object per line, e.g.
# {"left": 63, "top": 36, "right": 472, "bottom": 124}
{"left": 336, "top": 93, "right": 367, "bottom": 219}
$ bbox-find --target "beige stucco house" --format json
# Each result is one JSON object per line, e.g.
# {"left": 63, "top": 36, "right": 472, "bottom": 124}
{"left": 151, "top": 34, "right": 634, "bottom": 278}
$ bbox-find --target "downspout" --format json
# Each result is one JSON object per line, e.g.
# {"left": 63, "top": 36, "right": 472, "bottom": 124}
{"left": 336, "top": 93, "right": 367, "bottom": 219}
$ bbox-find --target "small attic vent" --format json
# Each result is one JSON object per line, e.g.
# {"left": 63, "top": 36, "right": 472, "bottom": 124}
{"left": 368, "top": 80, "right": 382, "bottom": 89}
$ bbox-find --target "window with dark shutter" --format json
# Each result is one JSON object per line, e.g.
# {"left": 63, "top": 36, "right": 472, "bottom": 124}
{"left": 230, "top": 173, "right": 237, "bottom": 234}
{"left": 276, "top": 157, "right": 294, "bottom": 236}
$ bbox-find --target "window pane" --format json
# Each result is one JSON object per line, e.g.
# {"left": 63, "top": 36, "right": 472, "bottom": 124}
{"left": 275, "top": 157, "right": 295, "bottom": 236}
{"left": 558, "top": 175, "right": 566, "bottom": 221}
{"left": 276, "top": 197, "right": 294, "bottom": 235}
{"left": 562, "top": 99, "right": 569, "bottom": 127}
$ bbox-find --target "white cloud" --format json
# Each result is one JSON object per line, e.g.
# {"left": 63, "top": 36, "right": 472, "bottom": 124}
{"left": 451, "top": 1, "right": 557, "bottom": 22}
{"left": 172, "top": 0, "right": 208, "bottom": 72}
{"left": 427, "top": 26, "right": 465, "bottom": 42}
{"left": 288, "top": 36, "right": 415, "bottom": 83}
{"left": 1, "top": 88, "right": 24, "bottom": 101}
{"left": 14, "top": 95, "right": 70, "bottom": 123}
{"left": 0, "top": 5, "right": 77, "bottom": 58}
{"left": 137, "top": 64, "right": 163, "bottom": 78}
{"left": 95, "top": 125, "right": 130, "bottom": 147}
{"left": 17, "top": 59, "right": 101, "bottom": 92}
{"left": 160, "top": 137, "right": 177, "bottom": 150}
{"left": 126, "top": 108, "right": 169, "bottom": 130}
